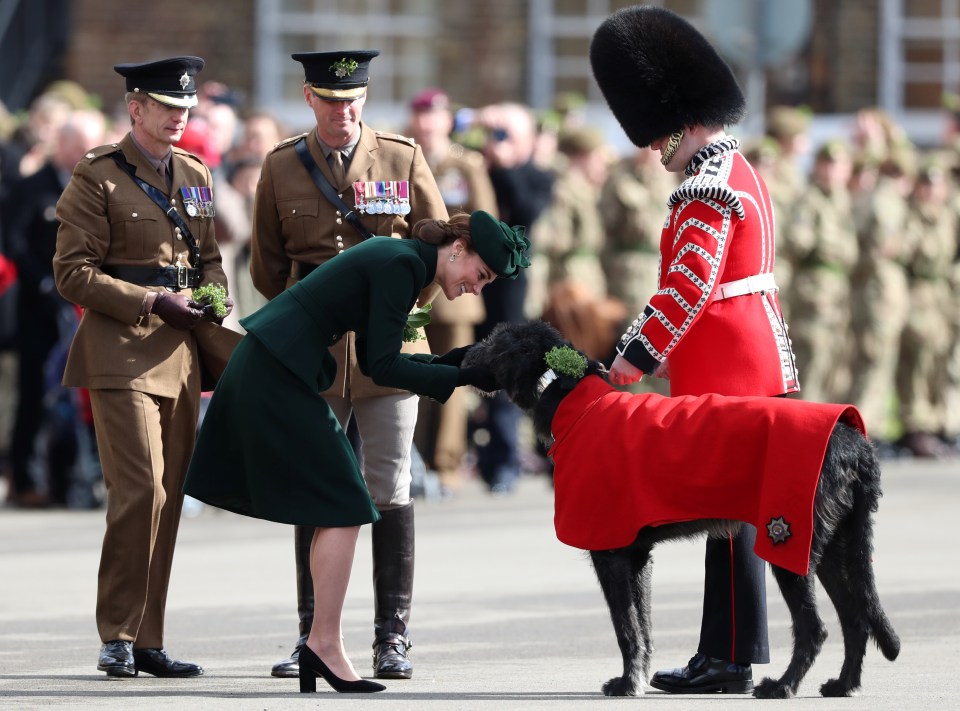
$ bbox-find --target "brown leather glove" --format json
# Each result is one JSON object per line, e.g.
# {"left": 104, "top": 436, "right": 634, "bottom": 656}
{"left": 152, "top": 291, "right": 203, "bottom": 331}
{"left": 189, "top": 296, "right": 235, "bottom": 325}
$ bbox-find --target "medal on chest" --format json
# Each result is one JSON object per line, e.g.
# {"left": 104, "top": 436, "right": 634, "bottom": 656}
{"left": 180, "top": 186, "right": 215, "bottom": 218}
{"left": 353, "top": 180, "right": 411, "bottom": 215}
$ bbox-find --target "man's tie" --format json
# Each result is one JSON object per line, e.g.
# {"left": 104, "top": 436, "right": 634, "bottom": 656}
{"left": 158, "top": 161, "right": 171, "bottom": 190}
{"left": 330, "top": 149, "right": 345, "bottom": 187}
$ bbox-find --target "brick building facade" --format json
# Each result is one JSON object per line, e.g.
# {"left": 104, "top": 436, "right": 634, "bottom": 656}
{"left": 7, "top": 1, "right": 950, "bottom": 147}
{"left": 56, "top": 0, "right": 885, "bottom": 119}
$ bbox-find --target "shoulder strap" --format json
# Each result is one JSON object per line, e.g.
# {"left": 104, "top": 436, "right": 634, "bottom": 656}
{"left": 109, "top": 151, "right": 202, "bottom": 269}
{"left": 294, "top": 137, "right": 374, "bottom": 240}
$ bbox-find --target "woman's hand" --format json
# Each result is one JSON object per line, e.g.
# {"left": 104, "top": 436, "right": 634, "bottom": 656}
{"left": 608, "top": 354, "right": 644, "bottom": 386}
{"left": 457, "top": 365, "right": 499, "bottom": 392}
{"left": 434, "top": 344, "right": 475, "bottom": 367}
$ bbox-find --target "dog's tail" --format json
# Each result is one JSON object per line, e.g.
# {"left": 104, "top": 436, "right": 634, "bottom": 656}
{"left": 857, "top": 444, "right": 901, "bottom": 662}
{"left": 870, "top": 606, "right": 901, "bottom": 661}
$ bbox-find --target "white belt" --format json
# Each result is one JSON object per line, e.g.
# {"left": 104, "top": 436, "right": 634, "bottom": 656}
{"left": 714, "top": 273, "right": 777, "bottom": 301}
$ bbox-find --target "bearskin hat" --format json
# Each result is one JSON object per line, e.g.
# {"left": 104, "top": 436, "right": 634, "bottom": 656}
{"left": 590, "top": 6, "right": 746, "bottom": 148}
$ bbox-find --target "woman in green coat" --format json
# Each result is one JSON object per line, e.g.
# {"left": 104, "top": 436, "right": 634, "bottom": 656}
{"left": 184, "top": 210, "right": 529, "bottom": 693}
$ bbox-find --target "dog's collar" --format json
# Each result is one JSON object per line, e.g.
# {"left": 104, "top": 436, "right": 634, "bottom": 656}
{"left": 537, "top": 368, "right": 559, "bottom": 396}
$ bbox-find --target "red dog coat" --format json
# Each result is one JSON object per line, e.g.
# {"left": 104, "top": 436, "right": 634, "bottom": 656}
{"left": 548, "top": 375, "right": 865, "bottom": 575}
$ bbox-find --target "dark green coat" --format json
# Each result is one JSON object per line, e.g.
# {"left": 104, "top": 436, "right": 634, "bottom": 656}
{"left": 184, "top": 237, "right": 459, "bottom": 526}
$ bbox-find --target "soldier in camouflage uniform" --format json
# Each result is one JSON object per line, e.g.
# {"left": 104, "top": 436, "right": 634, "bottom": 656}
{"left": 527, "top": 126, "right": 628, "bottom": 363}
{"left": 896, "top": 158, "right": 957, "bottom": 457}
{"left": 781, "top": 140, "right": 858, "bottom": 403}
{"left": 848, "top": 147, "right": 915, "bottom": 445}
{"left": 764, "top": 106, "right": 812, "bottom": 305}
{"left": 527, "top": 126, "right": 610, "bottom": 315}
{"left": 599, "top": 145, "right": 678, "bottom": 319}
{"left": 598, "top": 144, "right": 677, "bottom": 393}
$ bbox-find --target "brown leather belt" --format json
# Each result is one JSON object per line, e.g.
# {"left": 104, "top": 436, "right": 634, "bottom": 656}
{"left": 297, "top": 261, "right": 320, "bottom": 279}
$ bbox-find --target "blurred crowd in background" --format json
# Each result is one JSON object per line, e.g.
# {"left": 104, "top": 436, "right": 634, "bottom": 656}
{"left": 3, "top": 76, "right": 960, "bottom": 511}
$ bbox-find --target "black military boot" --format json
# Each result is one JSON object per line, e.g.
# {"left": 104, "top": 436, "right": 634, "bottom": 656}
{"left": 271, "top": 525, "right": 315, "bottom": 678}
{"left": 372, "top": 502, "right": 415, "bottom": 679}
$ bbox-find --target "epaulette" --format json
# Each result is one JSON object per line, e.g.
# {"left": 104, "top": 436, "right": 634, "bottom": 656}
{"left": 375, "top": 131, "right": 416, "bottom": 147}
{"left": 270, "top": 132, "right": 310, "bottom": 154}
{"left": 81, "top": 144, "right": 122, "bottom": 163}
{"left": 668, "top": 172, "right": 745, "bottom": 219}
{"left": 171, "top": 144, "right": 206, "bottom": 167}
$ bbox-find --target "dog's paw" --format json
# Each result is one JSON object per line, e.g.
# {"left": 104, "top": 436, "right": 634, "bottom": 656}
{"left": 601, "top": 676, "right": 639, "bottom": 696}
{"left": 820, "top": 678, "right": 859, "bottom": 697}
{"left": 753, "top": 677, "right": 795, "bottom": 699}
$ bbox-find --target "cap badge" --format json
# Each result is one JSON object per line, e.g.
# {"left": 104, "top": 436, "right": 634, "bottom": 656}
{"left": 766, "top": 516, "right": 792, "bottom": 545}
{"left": 330, "top": 58, "right": 359, "bottom": 78}
{"left": 179, "top": 71, "right": 190, "bottom": 90}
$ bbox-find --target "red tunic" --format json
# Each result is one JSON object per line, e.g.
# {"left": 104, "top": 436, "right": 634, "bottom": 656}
{"left": 548, "top": 376, "right": 864, "bottom": 575}
{"left": 617, "top": 137, "right": 799, "bottom": 397}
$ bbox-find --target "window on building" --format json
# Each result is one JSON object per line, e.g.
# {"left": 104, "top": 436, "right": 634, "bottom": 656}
{"left": 255, "top": 0, "right": 440, "bottom": 129}
{"left": 895, "top": 0, "right": 960, "bottom": 109}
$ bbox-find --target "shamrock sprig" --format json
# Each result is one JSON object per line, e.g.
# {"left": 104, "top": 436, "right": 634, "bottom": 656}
{"left": 544, "top": 345, "right": 587, "bottom": 379}
{"left": 330, "top": 58, "right": 359, "bottom": 78}
{"left": 191, "top": 283, "right": 229, "bottom": 318}
{"left": 403, "top": 303, "right": 432, "bottom": 342}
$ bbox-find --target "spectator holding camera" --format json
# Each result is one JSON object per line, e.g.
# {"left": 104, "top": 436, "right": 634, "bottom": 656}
{"left": 470, "top": 102, "right": 554, "bottom": 493}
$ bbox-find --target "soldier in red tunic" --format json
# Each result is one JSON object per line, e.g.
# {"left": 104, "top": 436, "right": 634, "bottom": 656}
{"left": 592, "top": 6, "right": 800, "bottom": 694}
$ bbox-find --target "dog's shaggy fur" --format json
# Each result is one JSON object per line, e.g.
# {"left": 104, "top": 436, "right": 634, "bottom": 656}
{"left": 464, "top": 320, "right": 900, "bottom": 698}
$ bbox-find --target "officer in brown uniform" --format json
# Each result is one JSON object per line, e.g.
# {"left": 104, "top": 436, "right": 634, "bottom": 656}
{"left": 251, "top": 50, "right": 448, "bottom": 680}
{"left": 53, "top": 56, "right": 239, "bottom": 678}
{"left": 406, "top": 88, "right": 496, "bottom": 493}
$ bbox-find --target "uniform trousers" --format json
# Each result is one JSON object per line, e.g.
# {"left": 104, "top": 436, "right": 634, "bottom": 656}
{"left": 699, "top": 524, "right": 769, "bottom": 664}
{"left": 88, "top": 376, "right": 199, "bottom": 648}
{"left": 414, "top": 320, "right": 474, "bottom": 482}
{"left": 324, "top": 392, "right": 419, "bottom": 509}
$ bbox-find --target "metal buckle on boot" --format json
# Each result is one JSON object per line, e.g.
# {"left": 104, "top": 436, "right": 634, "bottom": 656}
{"left": 373, "top": 634, "right": 412, "bottom": 679}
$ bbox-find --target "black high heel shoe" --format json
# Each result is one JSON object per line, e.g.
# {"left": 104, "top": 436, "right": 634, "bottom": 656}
{"left": 298, "top": 644, "right": 385, "bottom": 693}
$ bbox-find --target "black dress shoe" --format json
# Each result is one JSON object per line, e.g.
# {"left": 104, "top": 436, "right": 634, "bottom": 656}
{"left": 97, "top": 640, "right": 135, "bottom": 677}
{"left": 299, "top": 644, "right": 385, "bottom": 693}
{"left": 372, "top": 633, "right": 412, "bottom": 679}
{"left": 271, "top": 638, "right": 304, "bottom": 678}
{"left": 132, "top": 648, "right": 204, "bottom": 678}
{"left": 650, "top": 652, "right": 753, "bottom": 694}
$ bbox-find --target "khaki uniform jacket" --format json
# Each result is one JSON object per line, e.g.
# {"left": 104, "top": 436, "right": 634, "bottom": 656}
{"left": 427, "top": 143, "right": 496, "bottom": 326}
{"left": 53, "top": 133, "right": 234, "bottom": 398}
{"left": 250, "top": 124, "right": 448, "bottom": 398}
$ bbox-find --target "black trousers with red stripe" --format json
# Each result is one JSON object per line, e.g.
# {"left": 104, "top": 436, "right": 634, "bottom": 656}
{"left": 697, "top": 524, "right": 770, "bottom": 664}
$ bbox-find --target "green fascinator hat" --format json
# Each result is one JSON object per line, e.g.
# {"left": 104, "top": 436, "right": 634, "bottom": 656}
{"left": 469, "top": 210, "right": 532, "bottom": 280}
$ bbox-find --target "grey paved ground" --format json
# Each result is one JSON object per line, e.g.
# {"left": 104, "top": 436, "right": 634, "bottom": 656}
{"left": 1, "top": 457, "right": 958, "bottom": 710}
